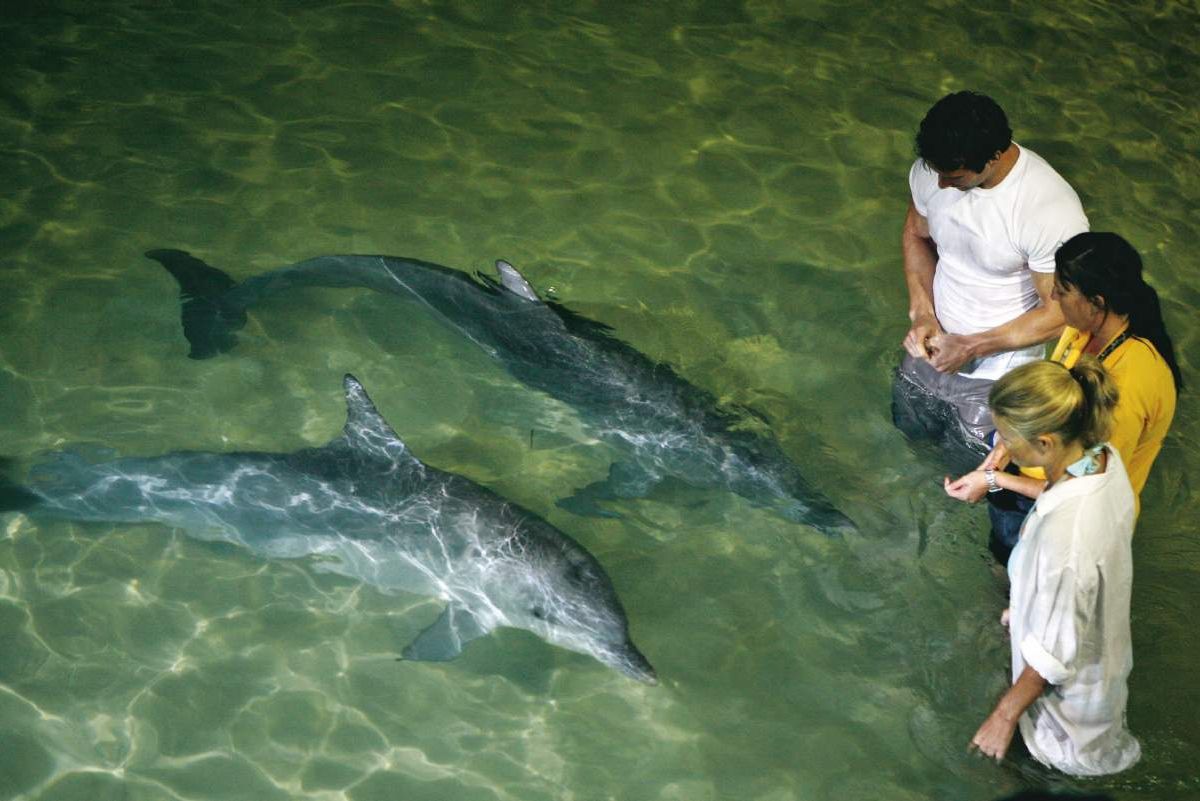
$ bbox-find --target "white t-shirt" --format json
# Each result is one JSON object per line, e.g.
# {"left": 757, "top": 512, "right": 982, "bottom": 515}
{"left": 1007, "top": 445, "right": 1141, "bottom": 776}
{"left": 909, "top": 145, "right": 1088, "bottom": 380}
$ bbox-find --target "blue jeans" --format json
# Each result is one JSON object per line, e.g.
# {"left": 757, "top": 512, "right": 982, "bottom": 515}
{"left": 987, "top": 487, "right": 1035, "bottom": 566}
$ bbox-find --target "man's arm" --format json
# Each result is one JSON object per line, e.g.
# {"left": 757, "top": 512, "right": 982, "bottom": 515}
{"left": 901, "top": 200, "right": 941, "bottom": 359}
{"left": 926, "top": 271, "right": 1065, "bottom": 373}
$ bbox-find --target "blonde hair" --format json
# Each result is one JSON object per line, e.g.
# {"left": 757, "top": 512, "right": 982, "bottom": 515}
{"left": 988, "top": 357, "right": 1119, "bottom": 448}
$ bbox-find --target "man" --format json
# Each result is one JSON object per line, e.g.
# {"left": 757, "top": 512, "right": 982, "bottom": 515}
{"left": 892, "top": 91, "right": 1089, "bottom": 471}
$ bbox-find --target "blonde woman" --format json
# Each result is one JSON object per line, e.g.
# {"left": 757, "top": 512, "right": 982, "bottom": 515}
{"left": 968, "top": 358, "right": 1140, "bottom": 776}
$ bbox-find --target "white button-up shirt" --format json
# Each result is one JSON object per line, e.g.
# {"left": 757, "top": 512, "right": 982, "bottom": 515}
{"left": 1008, "top": 444, "right": 1141, "bottom": 775}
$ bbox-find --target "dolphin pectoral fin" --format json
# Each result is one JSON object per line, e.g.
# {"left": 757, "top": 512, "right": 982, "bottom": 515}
{"left": 401, "top": 603, "right": 490, "bottom": 662}
{"left": 556, "top": 488, "right": 622, "bottom": 519}
{"left": 145, "top": 249, "right": 248, "bottom": 359}
{"left": 556, "top": 462, "right": 660, "bottom": 518}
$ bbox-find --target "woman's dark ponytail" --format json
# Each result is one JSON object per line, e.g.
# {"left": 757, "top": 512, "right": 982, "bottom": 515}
{"left": 1128, "top": 280, "right": 1184, "bottom": 391}
{"left": 1056, "top": 232, "right": 1183, "bottom": 391}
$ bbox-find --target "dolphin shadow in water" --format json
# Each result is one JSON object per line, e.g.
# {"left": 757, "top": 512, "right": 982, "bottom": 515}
{"left": 146, "top": 249, "right": 857, "bottom": 536}
{"left": 2, "top": 375, "right": 656, "bottom": 684}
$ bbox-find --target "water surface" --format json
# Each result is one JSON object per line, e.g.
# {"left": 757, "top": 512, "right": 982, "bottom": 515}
{"left": 2, "top": 2, "right": 1198, "bottom": 800}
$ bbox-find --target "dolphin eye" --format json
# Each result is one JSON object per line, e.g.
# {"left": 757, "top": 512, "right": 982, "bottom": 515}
{"left": 531, "top": 606, "right": 546, "bottom": 620}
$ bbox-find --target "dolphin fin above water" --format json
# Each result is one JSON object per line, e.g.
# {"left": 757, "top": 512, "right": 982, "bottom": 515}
{"left": 145, "top": 248, "right": 857, "bottom": 535}
{"left": 494, "top": 259, "right": 540, "bottom": 302}
{"left": 336, "top": 371, "right": 419, "bottom": 465}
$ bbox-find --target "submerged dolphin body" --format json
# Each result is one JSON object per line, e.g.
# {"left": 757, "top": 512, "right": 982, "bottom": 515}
{"left": 4, "top": 375, "right": 656, "bottom": 683}
{"left": 146, "top": 249, "right": 856, "bottom": 535}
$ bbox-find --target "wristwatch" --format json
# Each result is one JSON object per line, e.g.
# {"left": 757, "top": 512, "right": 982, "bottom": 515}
{"left": 984, "top": 468, "right": 1002, "bottom": 493}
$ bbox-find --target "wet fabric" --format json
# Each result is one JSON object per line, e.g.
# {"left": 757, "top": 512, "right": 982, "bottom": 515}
{"left": 1009, "top": 446, "right": 1140, "bottom": 776}
{"left": 908, "top": 144, "right": 1088, "bottom": 381}
{"left": 891, "top": 352, "right": 991, "bottom": 475}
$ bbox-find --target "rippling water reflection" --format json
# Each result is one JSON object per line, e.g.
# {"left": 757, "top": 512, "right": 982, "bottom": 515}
{"left": 1, "top": 2, "right": 1197, "bottom": 800}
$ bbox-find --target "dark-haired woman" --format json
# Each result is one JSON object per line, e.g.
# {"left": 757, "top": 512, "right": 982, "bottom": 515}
{"left": 945, "top": 232, "right": 1181, "bottom": 561}
{"left": 969, "top": 358, "right": 1140, "bottom": 775}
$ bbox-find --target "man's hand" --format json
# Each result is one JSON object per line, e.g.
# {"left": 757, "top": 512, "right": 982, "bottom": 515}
{"left": 903, "top": 312, "right": 942, "bottom": 360}
{"left": 944, "top": 471, "right": 989, "bottom": 503}
{"left": 924, "top": 331, "right": 977, "bottom": 373}
{"left": 924, "top": 271, "right": 1064, "bottom": 373}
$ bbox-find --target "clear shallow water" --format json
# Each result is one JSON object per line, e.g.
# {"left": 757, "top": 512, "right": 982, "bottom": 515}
{"left": 1, "top": 2, "right": 1197, "bottom": 800}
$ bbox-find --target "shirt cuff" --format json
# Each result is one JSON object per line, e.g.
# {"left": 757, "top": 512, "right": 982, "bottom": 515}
{"left": 1020, "top": 633, "right": 1073, "bottom": 685}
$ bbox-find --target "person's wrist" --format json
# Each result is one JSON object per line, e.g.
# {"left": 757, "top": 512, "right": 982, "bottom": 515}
{"left": 908, "top": 305, "right": 934, "bottom": 324}
{"left": 985, "top": 468, "right": 1002, "bottom": 493}
{"left": 995, "top": 694, "right": 1025, "bottom": 724}
{"left": 963, "top": 333, "right": 988, "bottom": 360}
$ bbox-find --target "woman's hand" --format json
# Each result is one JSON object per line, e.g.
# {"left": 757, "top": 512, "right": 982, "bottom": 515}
{"left": 944, "top": 471, "right": 989, "bottom": 503}
{"left": 969, "top": 707, "right": 1019, "bottom": 762}
{"left": 969, "top": 666, "right": 1047, "bottom": 763}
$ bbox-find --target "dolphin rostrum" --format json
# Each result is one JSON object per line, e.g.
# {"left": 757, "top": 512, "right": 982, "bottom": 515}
{"left": 146, "top": 249, "right": 856, "bottom": 535}
{"left": 2, "top": 374, "right": 656, "bottom": 683}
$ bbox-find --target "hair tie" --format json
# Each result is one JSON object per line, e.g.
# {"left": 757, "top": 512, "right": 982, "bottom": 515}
{"left": 1064, "top": 364, "right": 1092, "bottom": 440}
{"left": 1056, "top": 361, "right": 1081, "bottom": 383}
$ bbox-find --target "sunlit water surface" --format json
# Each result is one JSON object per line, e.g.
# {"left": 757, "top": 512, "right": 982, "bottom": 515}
{"left": 1, "top": 2, "right": 1198, "bottom": 800}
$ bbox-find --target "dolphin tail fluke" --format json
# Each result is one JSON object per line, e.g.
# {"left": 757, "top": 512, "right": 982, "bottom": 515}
{"left": 0, "top": 459, "right": 39, "bottom": 513}
{"left": 145, "top": 248, "right": 248, "bottom": 359}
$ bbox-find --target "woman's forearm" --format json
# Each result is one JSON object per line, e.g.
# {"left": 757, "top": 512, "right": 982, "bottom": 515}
{"left": 970, "top": 664, "right": 1049, "bottom": 760}
{"left": 994, "top": 470, "right": 1047, "bottom": 499}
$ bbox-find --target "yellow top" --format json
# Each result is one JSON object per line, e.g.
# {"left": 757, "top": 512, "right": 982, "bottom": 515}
{"left": 1018, "top": 326, "right": 1177, "bottom": 512}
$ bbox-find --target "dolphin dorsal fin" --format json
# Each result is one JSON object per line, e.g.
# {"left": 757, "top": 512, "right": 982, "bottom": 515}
{"left": 338, "top": 374, "right": 420, "bottom": 465}
{"left": 494, "top": 260, "right": 540, "bottom": 302}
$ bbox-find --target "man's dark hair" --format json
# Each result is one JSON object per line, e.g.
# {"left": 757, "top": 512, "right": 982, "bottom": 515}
{"left": 916, "top": 91, "right": 1013, "bottom": 173}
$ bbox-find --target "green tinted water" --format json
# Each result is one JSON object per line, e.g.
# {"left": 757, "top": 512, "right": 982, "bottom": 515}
{"left": 1, "top": 2, "right": 1197, "bottom": 800}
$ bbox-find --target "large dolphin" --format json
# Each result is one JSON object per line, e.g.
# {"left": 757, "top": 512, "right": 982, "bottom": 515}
{"left": 146, "top": 249, "right": 856, "bottom": 535}
{"left": 1, "top": 375, "right": 656, "bottom": 684}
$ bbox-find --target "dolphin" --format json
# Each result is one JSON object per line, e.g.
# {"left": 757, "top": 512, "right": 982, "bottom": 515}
{"left": 1, "top": 375, "right": 657, "bottom": 684}
{"left": 146, "top": 249, "right": 856, "bottom": 535}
